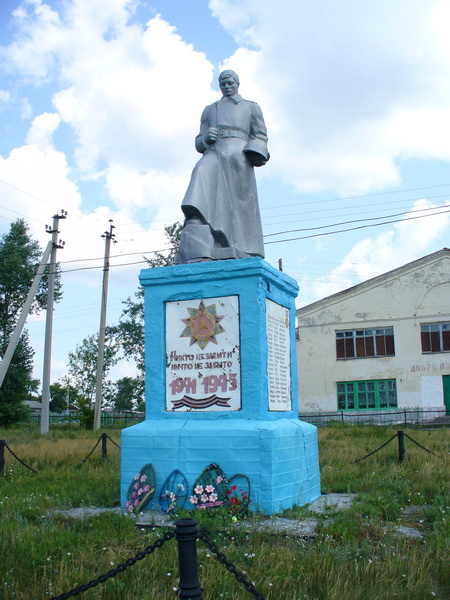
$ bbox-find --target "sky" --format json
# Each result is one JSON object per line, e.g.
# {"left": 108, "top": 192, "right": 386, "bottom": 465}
{"left": 0, "top": 0, "right": 449, "bottom": 388}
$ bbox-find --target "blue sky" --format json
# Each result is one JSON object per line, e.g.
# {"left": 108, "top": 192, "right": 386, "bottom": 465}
{"left": 0, "top": 0, "right": 449, "bottom": 386}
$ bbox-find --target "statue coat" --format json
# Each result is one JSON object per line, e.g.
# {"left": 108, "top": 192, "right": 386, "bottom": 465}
{"left": 181, "top": 94, "right": 268, "bottom": 258}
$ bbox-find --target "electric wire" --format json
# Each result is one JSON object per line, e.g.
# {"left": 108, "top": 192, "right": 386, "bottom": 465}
{"left": 47, "top": 205, "right": 450, "bottom": 273}
{"left": 262, "top": 195, "right": 450, "bottom": 226}
{"left": 264, "top": 203, "right": 450, "bottom": 238}
{"left": 265, "top": 207, "right": 450, "bottom": 245}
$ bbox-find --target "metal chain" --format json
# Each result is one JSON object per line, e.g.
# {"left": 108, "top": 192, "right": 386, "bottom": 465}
{"left": 47, "top": 531, "right": 175, "bottom": 600}
{"left": 77, "top": 436, "right": 102, "bottom": 466}
{"left": 198, "top": 531, "right": 267, "bottom": 600}
{"left": 106, "top": 435, "right": 121, "bottom": 449}
{"left": 353, "top": 434, "right": 397, "bottom": 463}
{"left": 403, "top": 433, "right": 437, "bottom": 456}
{"left": 5, "top": 443, "right": 37, "bottom": 473}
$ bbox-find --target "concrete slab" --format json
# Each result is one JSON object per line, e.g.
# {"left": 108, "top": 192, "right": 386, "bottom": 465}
{"left": 307, "top": 493, "right": 357, "bottom": 513}
{"left": 392, "top": 526, "right": 425, "bottom": 539}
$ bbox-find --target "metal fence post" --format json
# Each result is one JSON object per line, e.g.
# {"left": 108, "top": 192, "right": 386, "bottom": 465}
{"left": 397, "top": 430, "right": 405, "bottom": 463}
{"left": 174, "top": 518, "right": 203, "bottom": 599}
{"left": 101, "top": 432, "right": 108, "bottom": 459}
{"left": 0, "top": 440, "right": 5, "bottom": 474}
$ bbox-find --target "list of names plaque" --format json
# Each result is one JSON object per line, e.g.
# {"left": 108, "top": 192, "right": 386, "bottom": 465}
{"left": 266, "top": 299, "right": 291, "bottom": 411}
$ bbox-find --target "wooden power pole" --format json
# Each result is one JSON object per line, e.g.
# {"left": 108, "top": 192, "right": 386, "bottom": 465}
{"left": 94, "top": 220, "right": 116, "bottom": 430}
{"left": 41, "top": 210, "right": 67, "bottom": 435}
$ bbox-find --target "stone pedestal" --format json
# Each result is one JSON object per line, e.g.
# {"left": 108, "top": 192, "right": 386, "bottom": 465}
{"left": 121, "top": 258, "right": 320, "bottom": 514}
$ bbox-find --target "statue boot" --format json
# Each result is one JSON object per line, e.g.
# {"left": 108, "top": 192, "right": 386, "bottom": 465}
{"left": 178, "top": 219, "right": 215, "bottom": 263}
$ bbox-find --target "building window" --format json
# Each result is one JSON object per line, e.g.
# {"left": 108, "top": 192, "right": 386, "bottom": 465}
{"left": 421, "top": 322, "right": 450, "bottom": 353}
{"left": 337, "top": 379, "right": 397, "bottom": 410}
{"left": 336, "top": 327, "right": 395, "bottom": 359}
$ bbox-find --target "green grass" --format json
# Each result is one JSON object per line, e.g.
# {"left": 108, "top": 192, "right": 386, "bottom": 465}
{"left": 0, "top": 424, "right": 449, "bottom": 599}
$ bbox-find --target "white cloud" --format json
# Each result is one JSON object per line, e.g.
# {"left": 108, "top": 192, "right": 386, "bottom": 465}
{"left": 0, "top": 114, "right": 80, "bottom": 231}
{"left": 0, "top": 89, "right": 11, "bottom": 105}
{"left": 303, "top": 199, "right": 450, "bottom": 304}
{"left": 3, "top": 2, "right": 214, "bottom": 178}
{"left": 0, "top": 0, "right": 214, "bottom": 286}
{"left": 2, "top": 0, "right": 450, "bottom": 200}
{"left": 104, "top": 162, "right": 188, "bottom": 218}
{"left": 25, "top": 111, "right": 60, "bottom": 149}
{"left": 211, "top": 0, "right": 450, "bottom": 194}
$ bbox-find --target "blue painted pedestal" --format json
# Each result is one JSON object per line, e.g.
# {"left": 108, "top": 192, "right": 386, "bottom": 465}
{"left": 121, "top": 258, "right": 320, "bottom": 514}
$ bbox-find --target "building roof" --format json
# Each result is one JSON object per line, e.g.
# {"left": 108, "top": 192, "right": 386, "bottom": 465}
{"left": 297, "top": 248, "right": 450, "bottom": 317}
{"left": 25, "top": 400, "right": 43, "bottom": 410}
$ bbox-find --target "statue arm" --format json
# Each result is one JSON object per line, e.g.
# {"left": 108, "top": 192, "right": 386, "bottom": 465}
{"left": 244, "top": 102, "right": 270, "bottom": 166}
{"left": 195, "top": 106, "right": 212, "bottom": 153}
{"left": 249, "top": 102, "right": 268, "bottom": 143}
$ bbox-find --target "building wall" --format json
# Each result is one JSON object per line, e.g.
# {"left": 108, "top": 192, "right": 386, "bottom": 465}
{"left": 296, "top": 254, "right": 450, "bottom": 412}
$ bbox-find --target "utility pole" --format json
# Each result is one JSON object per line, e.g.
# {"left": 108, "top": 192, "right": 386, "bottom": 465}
{"left": 278, "top": 258, "right": 283, "bottom": 272}
{"left": 94, "top": 220, "right": 116, "bottom": 430}
{"left": 41, "top": 211, "right": 67, "bottom": 435}
{"left": 65, "top": 375, "right": 71, "bottom": 412}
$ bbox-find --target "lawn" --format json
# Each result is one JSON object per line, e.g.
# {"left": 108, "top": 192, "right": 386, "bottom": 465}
{"left": 0, "top": 424, "right": 448, "bottom": 600}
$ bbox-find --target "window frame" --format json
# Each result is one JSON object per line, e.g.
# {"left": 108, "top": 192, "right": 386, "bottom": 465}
{"left": 337, "top": 379, "right": 398, "bottom": 411}
{"left": 420, "top": 322, "right": 450, "bottom": 354}
{"left": 336, "top": 327, "right": 395, "bottom": 359}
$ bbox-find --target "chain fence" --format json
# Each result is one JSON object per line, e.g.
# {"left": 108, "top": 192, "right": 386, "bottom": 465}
{"left": 2, "top": 426, "right": 444, "bottom": 474}
{"left": 354, "top": 429, "right": 442, "bottom": 463}
{"left": 3, "top": 440, "right": 37, "bottom": 473}
{"left": 77, "top": 435, "right": 103, "bottom": 466}
{"left": 198, "top": 530, "right": 267, "bottom": 600}
{"left": 47, "top": 530, "right": 175, "bottom": 600}
{"left": 42, "top": 520, "right": 266, "bottom": 600}
{"left": 353, "top": 433, "right": 398, "bottom": 463}
{"left": 0, "top": 433, "right": 120, "bottom": 474}
{"left": 403, "top": 432, "right": 437, "bottom": 456}
{"left": 106, "top": 434, "right": 121, "bottom": 449}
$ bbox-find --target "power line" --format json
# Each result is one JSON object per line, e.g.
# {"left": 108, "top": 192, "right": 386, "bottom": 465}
{"left": 36, "top": 205, "right": 449, "bottom": 275}
{"left": 0, "top": 204, "right": 47, "bottom": 226}
{"left": 260, "top": 182, "right": 450, "bottom": 212}
{"left": 60, "top": 258, "right": 147, "bottom": 274}
{"left": 264, "top": 203, "right": 450, "bottom": 238}
{"left": 58, "top": 247, "right": 171, "bottom": 265}
{"left": 52, "top": 201, "right": 450, "bottom": 267}
{"left": 262, "top": 195, "right": 450, "bottom": 226}
{"left": 2, "top": 171, "right": 449, "bottom": 225}
{"left": 0, "top": 177, "right": 58, "bottom": 208}
{"left": 265, "top": 207, "right": 450, "bottom": 245}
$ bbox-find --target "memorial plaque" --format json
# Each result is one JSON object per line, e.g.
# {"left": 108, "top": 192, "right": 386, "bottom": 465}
{"left": 266, "top": 299, "right": 291, "bottom": 411}
{"left": 165, "top": 296, "right": 241, "bottom": 411}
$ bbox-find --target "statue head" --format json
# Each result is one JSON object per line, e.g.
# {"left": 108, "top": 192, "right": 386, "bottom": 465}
{"left": 219, "top": 70, "right": 240, "bottom": 97}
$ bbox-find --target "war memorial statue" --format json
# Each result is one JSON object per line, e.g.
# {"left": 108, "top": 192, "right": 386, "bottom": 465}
{"left": 179, "top": 70, "right": 270, "bottom": 263}
{"left": 120, "top": 69, "right": 321, "bottom": 515}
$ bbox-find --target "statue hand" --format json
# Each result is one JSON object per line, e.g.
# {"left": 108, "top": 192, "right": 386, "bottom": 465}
{"left": 203, "top": 127, "right": 219, "bottom": 145}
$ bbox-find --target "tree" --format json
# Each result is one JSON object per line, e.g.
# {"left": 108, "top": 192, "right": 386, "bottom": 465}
{"left": 113, "top": 376, "right": 144, "bottom": 411}
{"left": 68, "top": 330, "right": 118, "bottom": 407}
{"left": 0, "top": 335, "right": 35, "bottom": 425}
{"left": 112, "top": 222, "right": 182, "bottom": 397}
{"left": 47, "top": 380, "right": 83, "bottom": 413}
{"left": 0, "top": 219, "right": 62, "bottom": 426}
{"left": 48, "top": 382, "right": 69, "bottom": 413}
{"left": 144, "top": 222, "right": 183, "bottom": 269}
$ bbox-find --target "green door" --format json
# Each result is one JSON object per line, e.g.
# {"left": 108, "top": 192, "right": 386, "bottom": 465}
{"left": 443, "top": 375, "right": 450, "bottom": 415}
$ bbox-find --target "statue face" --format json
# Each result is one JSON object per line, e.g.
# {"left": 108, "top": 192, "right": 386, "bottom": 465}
{"left": 219, "top": 76, "right": 239, "bottom": 97}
